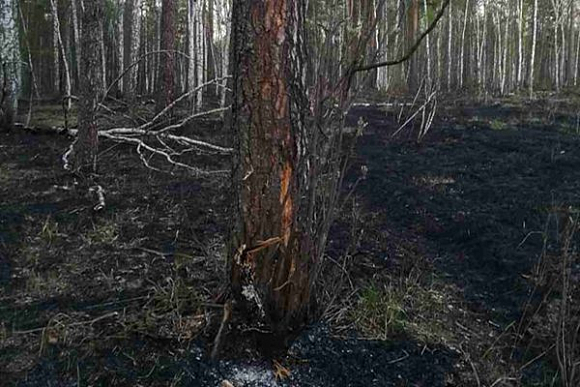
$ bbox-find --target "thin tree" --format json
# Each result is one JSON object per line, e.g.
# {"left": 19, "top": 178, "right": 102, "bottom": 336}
{"left": 49, "top": 0, "right": 71, "bottom": 109}
{"left": 529, "top": 0, "right": 538, "bottom": 97}
{"left": 70, "top": 0, "right": 82, "bottom": 89}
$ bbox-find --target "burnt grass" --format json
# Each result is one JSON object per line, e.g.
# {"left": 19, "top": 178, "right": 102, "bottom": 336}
{"left": 1, "top": 98, "right": 580, "bottom": 386}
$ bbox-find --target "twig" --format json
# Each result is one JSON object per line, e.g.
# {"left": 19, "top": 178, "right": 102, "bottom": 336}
{"left": 353, "top": 0, "right": 451, "bottom": 72}
{"left": 13, "top": 311, "right": 119, "bottom": 335}
{"left": 388, "top": 350, "right": 409, "bottom": 364}
{"left": 211, "top": 300, "right": 232, "bottom": 360}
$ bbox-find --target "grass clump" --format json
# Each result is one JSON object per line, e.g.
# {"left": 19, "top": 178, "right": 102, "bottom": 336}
{"left": 352, "top": 283, "right": 407, "bottom": 340}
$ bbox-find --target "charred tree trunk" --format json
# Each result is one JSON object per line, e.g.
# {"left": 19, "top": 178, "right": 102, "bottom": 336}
{"left": 69, "top": 0, "right": 103, "bottom": 173}
{"left": 156, "top": 0, "right": 176, "bottom": 112}
{"left": 229, "top": 0, "right": 311, "bottom": 334}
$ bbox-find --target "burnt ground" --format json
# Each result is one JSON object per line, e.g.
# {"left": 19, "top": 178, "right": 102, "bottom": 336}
{"left": 1, "top": 98, "right": 580, "bottom": 386}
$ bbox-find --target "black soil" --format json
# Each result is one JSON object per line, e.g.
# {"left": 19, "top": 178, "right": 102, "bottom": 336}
{"left": 1, "top": 100, "right": 579, "bottom": 386}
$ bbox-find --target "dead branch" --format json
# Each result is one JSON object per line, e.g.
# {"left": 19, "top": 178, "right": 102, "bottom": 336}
{"left": 353, "top": 0, "right": 451, "bottom": 73}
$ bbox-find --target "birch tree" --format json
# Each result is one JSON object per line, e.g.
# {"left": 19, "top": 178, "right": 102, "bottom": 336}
{"left": 49, "top": 0, "right": 71, "bottom": 109}
{"left": 123, "top": 0, "right": 142, "bottom": 103}
{"left": 530, "top": 0, "right": 538, "bottom": 96}
{"left": 0, "top": 0, "right": 20, "bottom": 129}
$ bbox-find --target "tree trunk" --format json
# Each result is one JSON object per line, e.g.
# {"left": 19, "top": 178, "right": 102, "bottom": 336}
{"left": 50, "top": 0, "right": 71, "bottom": 108}
{"left": 123, "top": 0, "right": 142, "bottom": 104}
{"left": 187, "top": 0, "right": 195, "bottom": 106}
{"left": 517, "top": 0, "right": 523, "bottom": 88}
{"left": 99, "top": 20, "right": 107, "bottom": 92}
{"left": 446, "top": 0, "right": 452, "bottom": 91}
{"left": 116, "top": 0, "right": 125, "bottom": 95}
{"left": 70, "top": 0, "right": 103, "bottom": 173}
{"left": 0, "top": 0, "right": 20, "bottom": 129}
{"left": 529, "top": 0, "right": 538, "bottom": 97}
{"left": 406, "top": 0, "right": 419, "bottom": 92}
{"left": 195, "top": 0, "right": 204, "bottom": 111}
{"left": 156, "top": 0, "right": 176, "bottom": 112}
{"left": 219, "top": 0, "right": 230, "bottom": 109}
{"left": 71, "top": 0, "right": 82, "bottom": 90}
{"left": 229, "top": 0, "right": 311, "bottom": 333}
{"left": 459, "top": 0, "right": 469, "bottom": 89}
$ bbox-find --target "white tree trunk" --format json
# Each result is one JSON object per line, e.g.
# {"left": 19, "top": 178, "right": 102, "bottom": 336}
{"left": 194, "top": 0, "right": 205, "bottom": 111}
{"left": 124, "top": 0, "right": 142, "bottom": 101}
{"left": 530, "top": 0, "right": 538, "bottom": 96}
{"left": 447, "top": 0, "right": 452, "bottom": 91}
{"left": 0, "top": 0, "right": 20, "bottom": 126}
{"left": 71, "top": 0, "right": 82, "bottom": 89}
{"left": 219, "top": 0, "right": 230, "bottom": 108}
{"left": 50, "top": 0, "right": 71, "bottom": 109}
{"left": 574, "top": 22, "right": 580, "bottom": 86}
{"left": 423, "top": 0, "right": 431, "bottom": 89}
{"left": 52, "top": 1, "right": 60, "bottom": 95}
{"left": 517, "top": 0, "right": 524, "bottom": 88}
{"left": 188, "top": 0, "right": 196, "bottom": 107}
{"left": 459, "top": 0, "right": 469, "bottom": 88}
{"left": 116, "top": 0, "right": 125, "bottom": 93}
{"left": 99, "top": 21, "right": 107, "bottom": 92}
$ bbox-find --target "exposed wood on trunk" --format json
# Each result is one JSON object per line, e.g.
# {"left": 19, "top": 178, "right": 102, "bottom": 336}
{"left": 229, "top": 0, "right": 311, "bottom": 333}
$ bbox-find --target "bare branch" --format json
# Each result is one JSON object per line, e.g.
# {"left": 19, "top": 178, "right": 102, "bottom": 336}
{"left": 353, "top": 0, "right": 451, "bottom": 73}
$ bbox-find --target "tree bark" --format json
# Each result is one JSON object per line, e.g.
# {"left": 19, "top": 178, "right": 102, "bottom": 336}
{"left": 116, "top": 0, "right": 125, "bottom": 95}
{"left": 123, "top": 0, "right": 142, "bottom": 104}
{"left": 459, "top": 0, "right": 469, "bottom": 89}
{"left": 0, "top": 0, "right": 20, "bottom": 129}
{"left": 406, "top": 0, "right": 419, "bottom": 92}
{"left": 446, "top": 0, "right": 452, "bottom": 91}
{"left": 229, "top": 0, "right": 311, "bottom": 333}
{"left": 70, "top": 0, "right": 103, "bottom": 173}
{"left": 188, "top": 0, "right": 195, "bottom": 106}
{"left": 49, "top": 0, "right": 71, "bottom": 109}
{"left": 71, "top": 0, "right": 82, "bottom": 90}
{"left": 529, "top": 0, "right": 538, "bottom": 97}
{"left": 156, "top": 0, "right": 176, "bottom": 112}
{"left": 195, "top": 0, "right": 205, "bottom": 111}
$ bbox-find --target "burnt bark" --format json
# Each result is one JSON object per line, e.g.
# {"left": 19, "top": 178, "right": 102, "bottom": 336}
{"left": 229, "top": 0, "right": 310, "bottom": 333}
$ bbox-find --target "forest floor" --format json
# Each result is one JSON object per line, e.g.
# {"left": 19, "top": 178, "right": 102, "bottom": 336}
{"left": 1, "top": 96, "right": 580, "bottom": 386}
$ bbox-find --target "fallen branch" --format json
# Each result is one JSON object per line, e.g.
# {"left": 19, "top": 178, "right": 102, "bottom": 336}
{"left": 100, "top": 131, "right": 229, "bottom": 176}
{"left": 13, "top": 311, "right": 119, "bottom": 335}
